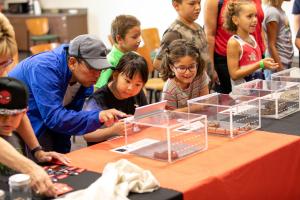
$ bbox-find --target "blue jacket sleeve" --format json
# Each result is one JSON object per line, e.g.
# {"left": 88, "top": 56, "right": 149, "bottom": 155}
{"left": 27, "top": 60, "right": 102, "bottom": 136}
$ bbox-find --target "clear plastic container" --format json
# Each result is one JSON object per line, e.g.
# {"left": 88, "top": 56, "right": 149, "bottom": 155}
{"left": 9, "top": 174, "right": 32, "bottom": 200}
{"left": 188, "top": 93, "right": 260, "bottom": 138}
{"left": 122, "top": 101, "right": 208, "bottom": 162}
{"left": 232, "top": 79, "right": 300, "bottom": 119}
{"left": 271, "top": 67, "right": 300, "bottom": 83}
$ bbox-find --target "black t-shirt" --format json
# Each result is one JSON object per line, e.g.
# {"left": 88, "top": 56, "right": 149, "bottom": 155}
{"left": 0, "top": 132, "right": 25, "bottom": 176}
{"left": 84, "top": 85, "right": 148, "bottom": 146}
{"left": 88, "top": 85, "right": 148, "bottom": 115}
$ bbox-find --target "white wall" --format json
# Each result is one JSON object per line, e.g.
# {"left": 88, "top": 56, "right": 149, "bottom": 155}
{"left": 40, "top": 0, "right": 177, "bottom": 47}
{"left": 40, "top": 0, "right": 296, "bottom": 50}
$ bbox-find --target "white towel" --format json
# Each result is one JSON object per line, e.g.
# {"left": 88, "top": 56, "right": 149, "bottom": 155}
{"left": 56, "top": 159, "right": 160, "bottom": 200}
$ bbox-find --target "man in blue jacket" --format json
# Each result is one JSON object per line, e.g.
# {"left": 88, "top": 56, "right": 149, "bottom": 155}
{"left": 9, "top": 34, "right": 126, "bottom": 153}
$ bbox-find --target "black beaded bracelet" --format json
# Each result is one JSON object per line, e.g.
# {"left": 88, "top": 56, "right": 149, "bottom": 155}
{"left": 31, "top": 146, "right": 43, "bottom": 156}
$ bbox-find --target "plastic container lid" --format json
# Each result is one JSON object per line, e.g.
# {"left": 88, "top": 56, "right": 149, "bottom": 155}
{"left": 8, "top": 174, "right": 31, "bottom": 186}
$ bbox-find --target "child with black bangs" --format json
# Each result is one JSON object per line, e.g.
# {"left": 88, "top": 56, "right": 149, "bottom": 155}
{"left": 83, "top": 52, "right": 148, "bottom": 145}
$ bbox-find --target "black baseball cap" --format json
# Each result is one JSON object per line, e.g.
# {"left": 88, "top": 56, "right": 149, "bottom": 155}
{"left": 68, "top": 34, "right": 111, "bottom": 70}
{"left": 0, "top": 77, "right": 28, "bottom": 115}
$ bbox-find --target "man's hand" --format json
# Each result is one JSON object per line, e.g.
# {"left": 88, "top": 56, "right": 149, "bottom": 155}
{"left": 28, "top": 165, "right": 57, "bottom": 197}
{"left": 99, "top": 109, "right": 127, "bottom": 127}
{"left": 35, "top": 150, "right": 70, "bottom": 165}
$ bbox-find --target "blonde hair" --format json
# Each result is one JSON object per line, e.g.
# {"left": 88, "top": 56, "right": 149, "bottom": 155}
{"left": 263, "top": 0, "right": 281, "bottom": 7}
{"left": 223, "top": 0, "right": 255, "bottom": 33}
{"left": 0, "top": 13, "right": 17, "bottom": 58}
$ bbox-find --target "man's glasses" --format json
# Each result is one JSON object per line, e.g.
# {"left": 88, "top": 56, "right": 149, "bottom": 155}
{"left": 173, "top": 63, "right": 197, "bottom": 74}
{"left": 0, "top": 59, "right": 13, "bottom": 68}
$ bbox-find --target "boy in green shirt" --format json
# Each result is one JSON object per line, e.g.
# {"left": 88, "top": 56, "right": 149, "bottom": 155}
{"left": 95, "top": 15, "right": 141, "bottom": 89}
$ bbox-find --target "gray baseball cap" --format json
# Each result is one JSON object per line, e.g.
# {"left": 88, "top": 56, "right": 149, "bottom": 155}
{"left": 68, "top": 34, "right": 111, "bottom": 70}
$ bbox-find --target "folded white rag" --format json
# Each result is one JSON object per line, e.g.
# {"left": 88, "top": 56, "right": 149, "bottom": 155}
{"left": 56, "top": 159, "right": 160, "bottom": 200}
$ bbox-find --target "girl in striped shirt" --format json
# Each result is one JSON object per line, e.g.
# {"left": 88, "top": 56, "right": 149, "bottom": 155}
{"left": 160, "top": 39, "right": 209, "bottom": 111}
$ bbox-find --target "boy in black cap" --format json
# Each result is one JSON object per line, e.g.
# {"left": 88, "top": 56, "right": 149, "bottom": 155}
{"left": 0, "top": 77, "right": 30, "bottom": 153}
{"left": 0, "top": 77, "right": 64, "bottom": 197}
{"left": 9, "top": 34, "right": 127, "bottom": 153}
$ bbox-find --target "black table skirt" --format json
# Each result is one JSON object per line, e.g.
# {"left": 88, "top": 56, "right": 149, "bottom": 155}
{"left": 0, "top": 170, "right": 183, "bottom": 200}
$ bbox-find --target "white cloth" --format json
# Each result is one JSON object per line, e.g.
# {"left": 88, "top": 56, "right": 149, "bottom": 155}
{"left": 56, "top": 159, "right": 160, "bottom": 200}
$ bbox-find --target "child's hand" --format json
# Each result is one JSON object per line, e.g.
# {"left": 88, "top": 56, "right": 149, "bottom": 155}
{"left": 113, "top": 121, "right": 134, "bottom": 136}
{"left": 262, "top": 58, "right": 279, "bottom": 70}
{"left": 112, "top": 121, "right": 125, "bottom": 135}
{"left": 99, "top": 109, "right": 128, "bottom": 127}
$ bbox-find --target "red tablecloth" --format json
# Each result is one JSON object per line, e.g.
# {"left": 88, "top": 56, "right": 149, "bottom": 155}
{"left": 67, "top": 130, "right": 300, "bottom": 200}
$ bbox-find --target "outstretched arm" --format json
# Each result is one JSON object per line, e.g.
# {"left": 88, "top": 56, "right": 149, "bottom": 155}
{"left": 83, "top": 121, "right": 125, "bottom": 143}
{"left": 0, "top": 137, "right": 57, "bottom": 197}
{"left": 227, "top": 39, "right": 279, "bottom": 80}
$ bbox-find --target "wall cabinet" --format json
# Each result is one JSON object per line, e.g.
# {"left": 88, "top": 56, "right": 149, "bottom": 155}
{"left": 5, "top": 9, "right": 88, "bottom": 51}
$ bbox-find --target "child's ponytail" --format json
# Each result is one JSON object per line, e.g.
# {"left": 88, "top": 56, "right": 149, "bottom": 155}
{"left": 223, "top": 0, "right": 254, "bottom": 33}
{"left": 160, "top": 47, "right": 175, "bottom": 81}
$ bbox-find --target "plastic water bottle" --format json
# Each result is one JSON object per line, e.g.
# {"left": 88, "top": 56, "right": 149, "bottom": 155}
{"left": 9, "top": 174, "right": 32, "bottom": 200}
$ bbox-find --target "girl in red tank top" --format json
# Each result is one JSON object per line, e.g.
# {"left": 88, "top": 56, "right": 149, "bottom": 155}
{"left": 215, "top": 0, "right": 265, "bottom": 56}
{"left": 223, "top": 0, "right": 279, "bottom": 87}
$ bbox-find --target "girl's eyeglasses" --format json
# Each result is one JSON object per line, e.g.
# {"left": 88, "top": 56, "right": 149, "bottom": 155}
{"left": 173, "top": 63, "right": 197, "bottom": 74}
{"left": 0, "top": 59, "right": 13, "bottom": 68}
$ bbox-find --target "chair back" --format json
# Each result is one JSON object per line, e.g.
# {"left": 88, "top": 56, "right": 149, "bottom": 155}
{"left": 136, "top": 45, "right": 154, "bottom": 73}
{"left": 25, "top": 18, "right": 50, "bottom": 36}
{"left": 141, "top": 28, "right": 160, "bottom": 52}
{"left": 30, "top": 42, "right": 60, "bottom": 55}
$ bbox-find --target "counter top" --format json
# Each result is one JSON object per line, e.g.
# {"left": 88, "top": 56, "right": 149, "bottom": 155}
{"left": 4, "top": 8, "right": 87, "bottom": 17}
